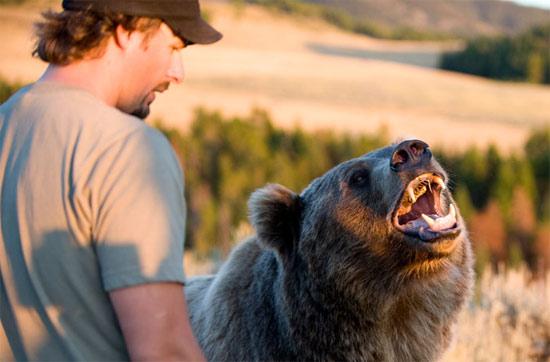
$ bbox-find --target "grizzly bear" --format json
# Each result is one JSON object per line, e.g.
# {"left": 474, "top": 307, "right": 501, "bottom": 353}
{"left": 185, "top": 139, "right": 474, "bottom": 362}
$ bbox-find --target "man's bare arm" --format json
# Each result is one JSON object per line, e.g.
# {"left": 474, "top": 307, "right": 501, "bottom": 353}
{"left": 110, "top": 282, "right": 206, "bottom": 362}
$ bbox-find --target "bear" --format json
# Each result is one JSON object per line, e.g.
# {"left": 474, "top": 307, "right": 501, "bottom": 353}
{"left": 185, "top": 139, "right": 474, "bottom": 362}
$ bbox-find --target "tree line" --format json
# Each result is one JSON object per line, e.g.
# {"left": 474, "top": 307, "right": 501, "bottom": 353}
{"left": 156, "top": 108, "right": 389, "bottom": 258}
{"left": 440, "top": 23, "right": 550, "bottom": 84}
{"left": 157, "top": 108, "right": 549, "bottom": 274}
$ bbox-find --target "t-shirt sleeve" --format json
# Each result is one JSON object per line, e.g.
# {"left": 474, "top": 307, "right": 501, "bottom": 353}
{"left": 89, "top": 126, "right": 186, "bottom": 291}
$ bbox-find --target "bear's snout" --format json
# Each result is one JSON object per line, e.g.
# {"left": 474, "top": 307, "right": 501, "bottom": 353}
{"left": 390, "top": 139, "right": 432, "bottom": 172}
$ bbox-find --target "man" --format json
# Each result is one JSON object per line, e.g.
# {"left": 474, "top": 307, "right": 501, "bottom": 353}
{"left": 0, "top": 0, "right": 221, "bottom": 360}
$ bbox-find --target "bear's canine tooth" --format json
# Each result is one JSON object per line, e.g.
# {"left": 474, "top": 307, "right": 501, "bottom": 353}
{"left": 422, "top": 214, "right": 436, "bottom": 227}
{"left": 422, "top": 205, "right": 456, "bottom": 231}
{"left": 427, "top": 206, "right": 457, "bottom": 231}
{"left": 437, "top": 213, "right": 455, "bottom": 230}
{"left": 407, "top": 187, "right": 416, "bottom": 203}
{"left": 449, "top": 204, "right": 456, "bottom": 218}
{"left": 434, "top": 177, "right": 446, "bottom": 190}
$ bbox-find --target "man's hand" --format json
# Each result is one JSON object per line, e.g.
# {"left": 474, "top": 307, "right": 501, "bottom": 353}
{"left": 110, "top": 282, "right": 206, "bottom": 362}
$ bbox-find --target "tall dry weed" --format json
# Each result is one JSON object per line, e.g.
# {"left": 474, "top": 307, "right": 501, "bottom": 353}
{"left": 443, "top": 267, "right": 550, "bottom": 362}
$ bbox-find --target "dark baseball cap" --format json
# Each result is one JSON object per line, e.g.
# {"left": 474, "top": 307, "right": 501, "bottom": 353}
{"left": 62, "top": 0, "right": 222, "bottom": 45}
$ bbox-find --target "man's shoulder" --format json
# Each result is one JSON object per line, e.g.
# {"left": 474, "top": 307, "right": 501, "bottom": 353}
{"left": 1, "top": 81, "right": 174, "bottom": 165}
{"left": 31, "top": 81, "right": 142, "bottom": 127}
{"left": 7, "top": 81, "right": 164, "bottom": 142}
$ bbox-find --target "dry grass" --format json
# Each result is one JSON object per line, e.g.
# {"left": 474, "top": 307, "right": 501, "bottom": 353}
{"left": 443, "top": 267, "right": 550, "bottom": 362}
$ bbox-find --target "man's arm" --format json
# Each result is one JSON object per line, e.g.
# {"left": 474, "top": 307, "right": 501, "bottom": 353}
{"left": 110, "top": 282, "right": 205, "bottom": 362}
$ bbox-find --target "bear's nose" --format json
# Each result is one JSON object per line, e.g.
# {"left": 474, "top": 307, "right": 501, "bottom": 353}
{"left": 390, "top": 139, "right": 432, "bottom": 172}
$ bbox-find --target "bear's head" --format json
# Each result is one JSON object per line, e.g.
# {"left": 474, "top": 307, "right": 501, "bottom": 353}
{"left": 248, "top": 139, "right": 473, "bottom": 311}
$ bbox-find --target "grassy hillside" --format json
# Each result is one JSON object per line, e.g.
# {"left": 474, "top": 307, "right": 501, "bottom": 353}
{"left": 248, "top": 0, "right": 550, "bottom": 39}
{"left": 245, "top": 0, "right": 454, "bottom": 40}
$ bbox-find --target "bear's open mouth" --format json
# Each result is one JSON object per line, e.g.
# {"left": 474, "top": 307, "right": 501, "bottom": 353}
{"left": 393, "top": 173, "right": 459, "bottom": 242}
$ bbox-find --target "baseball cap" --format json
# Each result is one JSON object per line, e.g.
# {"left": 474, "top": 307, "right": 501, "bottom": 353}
{"left": 62, "top": 0, "right": 222, "bottom": 45}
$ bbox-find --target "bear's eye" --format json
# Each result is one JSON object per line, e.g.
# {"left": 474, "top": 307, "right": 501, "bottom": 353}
{"left": 349, "top": 169, "right": 370, "bottom": 187}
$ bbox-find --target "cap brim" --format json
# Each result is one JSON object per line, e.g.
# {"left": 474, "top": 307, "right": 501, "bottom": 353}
{"left": 165, "top": 16, "right": 222, "bottom": 45}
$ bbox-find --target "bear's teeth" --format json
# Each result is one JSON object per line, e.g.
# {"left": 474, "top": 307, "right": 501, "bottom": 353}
{"left": 434, "top": 177, "right": 446, "bottom": 190}
{"left": 422, "top": 214, "right": 436, "bottom": 227}
{"left": 421, "top": 205, "right": 456, "bottom": 231}
{"left": 414, "top": 184, "right": 426, "bottom": 198}
{"left": 407, "top": 188, "right": 416, "bottom": 203}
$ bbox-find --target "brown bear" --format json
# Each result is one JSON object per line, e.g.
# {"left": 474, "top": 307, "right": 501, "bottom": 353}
{"left": 185, "top": 139, "right": 474, "bottom": 362}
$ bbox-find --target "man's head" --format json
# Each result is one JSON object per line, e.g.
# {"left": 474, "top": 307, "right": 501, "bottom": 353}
{"left": 34, "top": 0, "right": 221, "bottom": 118}
{"left": 114, "top": 22, "right": 187, "bottom": 119}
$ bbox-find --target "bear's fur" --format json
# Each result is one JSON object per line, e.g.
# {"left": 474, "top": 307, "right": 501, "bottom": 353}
{"left": 185, "top": 140, "right": 474, "bottom": 362}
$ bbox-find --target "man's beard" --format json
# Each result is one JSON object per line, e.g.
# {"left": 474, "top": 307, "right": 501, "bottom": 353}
{"left": 131, "top": 104, "right": 150, "bottom": 119}
{"left": 130, "top": 83, "right": 169, "bottom": 119}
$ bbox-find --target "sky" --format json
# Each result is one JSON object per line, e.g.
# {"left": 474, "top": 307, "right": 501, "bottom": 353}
{"left": 505, "top": 0, "right": 550, "bottom": 10}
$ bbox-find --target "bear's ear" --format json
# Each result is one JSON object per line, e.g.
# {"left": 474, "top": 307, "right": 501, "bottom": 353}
{"left": 248, "top": 183, "right": 302, "bottom": 254}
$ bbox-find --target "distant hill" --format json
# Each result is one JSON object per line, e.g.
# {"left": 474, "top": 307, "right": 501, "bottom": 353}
{"left": 306, "top": 0, "right": 550, "bottom": 37}
{"left": 248, "top": 0, "right": 550, "bottom": 39}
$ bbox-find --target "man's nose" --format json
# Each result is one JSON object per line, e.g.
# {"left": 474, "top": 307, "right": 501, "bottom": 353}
{"left": 167, "top": 51, "right": 184, "bottom": 83}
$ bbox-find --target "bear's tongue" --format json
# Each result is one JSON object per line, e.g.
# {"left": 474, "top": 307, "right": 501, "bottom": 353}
{"left": 404, "top": 206, "right": 456, "bottom": 233}
{"left": 399, "top": 205, "right": 457, "bottom": 241}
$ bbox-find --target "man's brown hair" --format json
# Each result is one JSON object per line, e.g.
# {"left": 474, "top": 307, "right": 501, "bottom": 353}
{"left": 33, "top": 10, "right": 163, "bottom": 65}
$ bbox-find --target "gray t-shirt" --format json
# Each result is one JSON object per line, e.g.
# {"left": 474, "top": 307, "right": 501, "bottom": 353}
{"left": 0, "top": 81, "right": 187, "bottom": 361}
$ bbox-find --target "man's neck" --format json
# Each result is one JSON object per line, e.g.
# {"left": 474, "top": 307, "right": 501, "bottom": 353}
{"left": 38, "top": 43, "right": 123, "bottom": 108}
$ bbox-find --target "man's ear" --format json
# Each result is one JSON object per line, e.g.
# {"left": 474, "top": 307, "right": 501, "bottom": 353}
{"left": 248, "top": 184, "right": 302, "bottom": 256}
{"left": 113, "top": 25, "right": 132, "bottom": 50}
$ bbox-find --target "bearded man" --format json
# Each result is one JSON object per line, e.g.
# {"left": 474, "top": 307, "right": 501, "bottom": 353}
{"left": 0, "top": 1, "right": 221, "bottom": 360}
